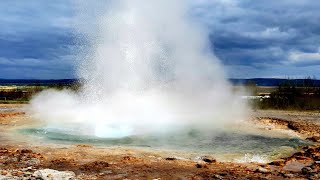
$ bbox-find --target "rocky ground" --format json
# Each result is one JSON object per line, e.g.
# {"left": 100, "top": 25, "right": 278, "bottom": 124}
{"left": 0, "top": 105, "right": 320, "bottom": 179}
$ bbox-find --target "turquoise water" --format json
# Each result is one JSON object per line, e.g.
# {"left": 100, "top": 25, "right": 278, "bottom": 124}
{"left": 19, "top": 127, "right": 311, "bottom": 161}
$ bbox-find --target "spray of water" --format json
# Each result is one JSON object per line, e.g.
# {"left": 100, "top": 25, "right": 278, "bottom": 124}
{"left": 235, "top": 153, "right": 269, "bottom": 163}
{"left": 29, "top": 0, "right": 248, "bottom": 138}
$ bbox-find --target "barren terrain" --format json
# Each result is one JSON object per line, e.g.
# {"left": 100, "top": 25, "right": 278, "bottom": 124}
{"left": 0, "top": 105, "right": 320, "bottom": 179}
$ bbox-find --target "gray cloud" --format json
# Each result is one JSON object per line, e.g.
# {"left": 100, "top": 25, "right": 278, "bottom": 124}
{"left": 0, "top": 0, "right": 319, "bottom": 78}
{"left": 192, "top": 0, "right": 320, "bottom": 77}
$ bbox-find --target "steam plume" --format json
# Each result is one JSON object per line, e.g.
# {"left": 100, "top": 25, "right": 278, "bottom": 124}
{"left": 29, "top": 0, "right": 248, "bottom": 138}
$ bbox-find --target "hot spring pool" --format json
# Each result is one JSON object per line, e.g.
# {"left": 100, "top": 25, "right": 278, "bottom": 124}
{"left": 18, "top": 124, "right": 312, "bottom": 162}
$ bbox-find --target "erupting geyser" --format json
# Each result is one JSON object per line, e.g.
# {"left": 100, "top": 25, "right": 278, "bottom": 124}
{"left": 29, "top": 0, "right": 248, "bottom": 138}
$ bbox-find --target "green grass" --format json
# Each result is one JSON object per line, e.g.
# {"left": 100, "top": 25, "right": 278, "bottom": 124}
{"left": 0, "top": 100, "right": 28, "bottom": 104}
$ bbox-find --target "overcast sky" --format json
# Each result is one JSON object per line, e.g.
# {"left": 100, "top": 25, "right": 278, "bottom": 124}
{"left": 0, "top": 0, "right": 319, "bottom": 79}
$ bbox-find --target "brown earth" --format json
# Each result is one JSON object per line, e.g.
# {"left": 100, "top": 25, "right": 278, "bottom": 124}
{"left": 0, "top": 105, "right": 320, "bottom": 179}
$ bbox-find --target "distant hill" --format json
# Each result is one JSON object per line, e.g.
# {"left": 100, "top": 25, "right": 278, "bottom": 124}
{"left": 230, "top": 78, "right": 320, "bottom": 87}
{"left": 0, "top": 78, "right": 319, "bottom": 87}
{"left": 0, "top": 79, "right": 77, "bottom": 86}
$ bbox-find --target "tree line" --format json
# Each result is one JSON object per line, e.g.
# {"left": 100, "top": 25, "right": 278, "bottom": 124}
{"left": 257, "top": 77, "right": 320, "bottom": 110}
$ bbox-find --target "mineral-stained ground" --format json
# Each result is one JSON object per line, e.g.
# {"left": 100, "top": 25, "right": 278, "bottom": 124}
{"left": 0, "top": 104, "right": 320, "bottom": 179}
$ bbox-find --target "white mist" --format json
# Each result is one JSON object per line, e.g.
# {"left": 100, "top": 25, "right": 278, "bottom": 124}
{"left": 29, "top": 0, "right": 248, "bottom": 138}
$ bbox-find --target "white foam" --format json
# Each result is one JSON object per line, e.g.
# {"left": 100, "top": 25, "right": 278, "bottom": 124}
{"left": 235, "top": 153, "right": 269, "bottom": 163}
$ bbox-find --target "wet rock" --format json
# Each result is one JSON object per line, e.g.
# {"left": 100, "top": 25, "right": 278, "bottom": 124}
{"left": 217, "top": 172, "right": 228, "bottom": 176}
{"left": 33, "top": 169, "right": 76, "bottom": 180}
{"left": 305, "top": 148, "right": 316, "bottom": 156}
{"left": 20, "top": 149, "right": 32, "bottom": 154}
{"left": 295, "top": 156, "right": 310, "bottom": 160}
{"left": 212, "top": 174, "right": 223, "bottom": 179}
{"left": 165, "top": 157, "right": 177, "bottom": 161}
{"left": 303, "top": 146, "right": 311, "bottom": 151}
{"left": 200, "top": 156, "right": 216, "bottom": 163}
{"left": 287, "top": 122, "right": 299, "bottom": 131}
{"left": 284, "top": 146, "right": 320, "bottom": 163}
{"left": 255, "top": 167, "right": 269, "bottom": 173}
{"left": 306, "top": 136, "right": 320, "bottom": 142}
{"left": 292, "top": 151, "right": 304, "bottom": 157}
{"left": 269, "top": 159, "right": 286, "bottom": 166}
{"left": 21, "top": 166, "right": 33, "bottom": 172}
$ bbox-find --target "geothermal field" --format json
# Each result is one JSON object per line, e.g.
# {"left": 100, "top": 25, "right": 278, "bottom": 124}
{"left": 1, "top": 0, "right": 320, "bottom": 179}
{"left": 1, "top": 105, "right": 320, "bottom": 179}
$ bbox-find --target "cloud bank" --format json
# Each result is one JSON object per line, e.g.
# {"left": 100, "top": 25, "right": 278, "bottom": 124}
{"left": 0, "top": 0, "right": 319, "bottom": 78}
